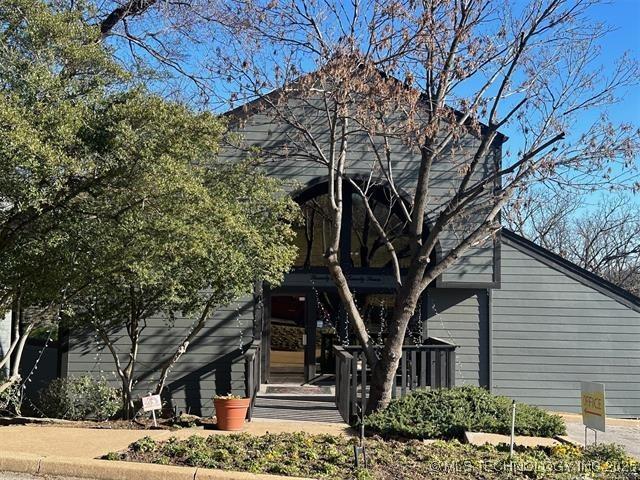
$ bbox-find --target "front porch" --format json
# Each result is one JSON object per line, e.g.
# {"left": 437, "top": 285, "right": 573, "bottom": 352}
{"left": 243, "top": 339, "right": 457, "bottom": 424}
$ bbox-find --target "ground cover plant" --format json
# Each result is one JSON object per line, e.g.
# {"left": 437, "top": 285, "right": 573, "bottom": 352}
{"left": 106, "top": 432, "right": 639, "bottom": 480}
{"left": 363, "top": 386, "right": 566, "bottom": 440}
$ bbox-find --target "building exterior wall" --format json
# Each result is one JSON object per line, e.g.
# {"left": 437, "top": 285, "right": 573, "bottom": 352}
{"left": 222, "top": 102, "right": 499, "bottom": 287}
{"left": 492, "top": 239, "right": 640, "bottom": 417}
{"left": 65, "top": 297, "right": 254, "bottom": 417}
{"left": 426, "top": 289, "right": 489, "bottom": 387}
{"left": 0, "top": 311, "right": 10, "bottom": 376}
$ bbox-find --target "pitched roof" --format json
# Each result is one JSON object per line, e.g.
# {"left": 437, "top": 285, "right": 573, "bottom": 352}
{"left": 502, "top": 228, "right": 640, "bottom": 313}
{"left": 224, "top": 68, "right": 508, "bottom": 146}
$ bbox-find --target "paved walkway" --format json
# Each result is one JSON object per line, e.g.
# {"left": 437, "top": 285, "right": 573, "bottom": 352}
{"left": 560, "top": 413, "right": 640, "bottom": 459}
{"left": 0, "top": 473, "right": 82, "bottom": 480}
{"left": 0, "top": 419, "right": 352, "bottom": 460}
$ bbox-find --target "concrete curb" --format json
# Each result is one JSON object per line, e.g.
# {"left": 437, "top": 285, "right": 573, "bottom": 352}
{"left": 0, "top": 451, "right": 312, "bottom": 480}
{"left": 556, "top": 412, "right": 640, "bottom": 428}
{"left": 554, "top": 435, "right": 583, "bottom": 447}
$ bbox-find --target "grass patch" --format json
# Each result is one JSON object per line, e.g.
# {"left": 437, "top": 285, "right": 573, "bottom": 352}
{"left": 363, "top": 386, "right": 566, "bottom": 440}
{"left": 107, "top": 432, "right": 639, "bottom": 479}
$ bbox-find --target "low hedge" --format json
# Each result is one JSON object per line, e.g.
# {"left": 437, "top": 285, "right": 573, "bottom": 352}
{"left": 363, "top": 386, "right": 566, "bottom": 440}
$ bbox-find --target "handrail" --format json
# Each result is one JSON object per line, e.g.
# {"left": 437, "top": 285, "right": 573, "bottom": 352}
{"left": 334, "top": 346, "right": 354, "bottom": 423}
{"left": 334, "top": 339, "right": 457, "bottom": 423}
{"left": 242, "top": 340, "right": 261, "bottom": 421}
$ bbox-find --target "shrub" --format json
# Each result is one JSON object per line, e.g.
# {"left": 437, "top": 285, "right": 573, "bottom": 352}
{"left": 0, "top": 376, "right": 21, "bottom": 414}
{"left": 584, "top": 442, "right": 633, "bottom": 465}
{"left": 36, "top": 375, "right": 120, "bottom": 420}
{"left": 363, "top": 386, "right": 566, "bottom": 440}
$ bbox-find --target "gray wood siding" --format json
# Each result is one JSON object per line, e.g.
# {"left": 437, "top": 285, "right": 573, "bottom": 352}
{"left": 0, "top": 311, "right": 10, "bottom": 376}
{"left": 426, "top": 289, "right": 489, "bottom": 386}
{"left": 493, "top": 242, "right": 640, "bottom": 417}
{"left": 223, "top": 103, "right": 497, "bottom": 286}
{"left": 66, "top": 297, "right": 254, "bottom": 417}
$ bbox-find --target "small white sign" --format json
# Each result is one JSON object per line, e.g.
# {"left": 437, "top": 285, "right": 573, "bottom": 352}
{"left": 142, "top": 394, "right": 162, "bottom": 412}
{"left": 581, "top": 382, "right": 606, "bottom": 432}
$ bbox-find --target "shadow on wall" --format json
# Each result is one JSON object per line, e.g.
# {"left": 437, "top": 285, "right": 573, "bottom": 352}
{"left": 426, "top": 288, "right": 489, "bottom": 388}
{"left": 159, "top": 345, "right": 252, "bottom": 417}
{"left": 71, "top": 301, "right": 255, "bottom": 417}
{"left": 20, "top": 340, "right": 59, "bottom": 408}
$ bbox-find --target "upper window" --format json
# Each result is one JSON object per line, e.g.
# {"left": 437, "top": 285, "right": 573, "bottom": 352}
{"left": 292, "top": 182, "right": 411, "bottom": 270}
{"left": 350, "top": 192, "right": 411, "bottom": 269}
{"left": 292, "top": 192, "right": 336, "bottom": 269}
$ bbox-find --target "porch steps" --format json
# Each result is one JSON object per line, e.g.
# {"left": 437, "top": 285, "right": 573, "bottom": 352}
{"left": 260, "top": 384, "right": 334, "bottom": 396}
{"left": 251, "top": 384, "right": 344, "bottom": 424}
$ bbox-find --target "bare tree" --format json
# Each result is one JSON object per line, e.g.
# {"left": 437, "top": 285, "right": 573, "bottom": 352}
{"left": 205, "top": 0, "right": 639, "bottom": 411}
{"left": 84, "top": 0, "right": 639, "bottom": 411}
{"left": 506, "top": 191, "right": 640, "bottom": 295}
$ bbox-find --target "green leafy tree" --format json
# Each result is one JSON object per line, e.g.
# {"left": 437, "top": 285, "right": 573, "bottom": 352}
{"left": 0, "top": 0, "right": 130, "bottom": 391}
{"left": 66, "top": 153, "right": 298, "bottom": 417}
{"left": 0, "top": 0, "right": 299, "bottom": 411}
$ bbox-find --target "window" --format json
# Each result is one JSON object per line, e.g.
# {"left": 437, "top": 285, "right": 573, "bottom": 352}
{"left": 292, "top": 182, "right": 412, "bottom": 270}
{"left": 350, "top": 192, "right": 411, "bottom": 268}
{"left": 293, "top": 193, "right": 336, "bottom": 268}
{"left": 294, "top": 184, "right": 409, "bottom": 270}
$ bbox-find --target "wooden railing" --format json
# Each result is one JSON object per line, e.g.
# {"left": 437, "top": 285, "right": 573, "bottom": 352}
{"left": 334, "top": 345, "right": 355, "bottom": 423}
{"left": 243, "top": 340, "right": 261, "bottom": 421}
{"left": 334, "top": 338, "right": 457, "bottom": 423}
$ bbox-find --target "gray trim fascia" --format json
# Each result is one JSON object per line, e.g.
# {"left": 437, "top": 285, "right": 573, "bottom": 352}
{"left": 436, "top": 280, "right": 500, "bottom": 289}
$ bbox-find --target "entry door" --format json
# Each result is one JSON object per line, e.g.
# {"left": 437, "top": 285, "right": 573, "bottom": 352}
{"left": 267, "top": 293, "right": 315, "bottom": 383}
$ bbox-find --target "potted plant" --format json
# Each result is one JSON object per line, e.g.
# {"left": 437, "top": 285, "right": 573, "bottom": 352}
{"left": 213, "top": 393, "right": 250, "bottom": 431}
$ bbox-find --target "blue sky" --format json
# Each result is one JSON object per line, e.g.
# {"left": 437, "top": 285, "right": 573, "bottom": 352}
{"left": 578, "top": 0, "right": 639, "bottom": 207}
{"left": 498, "top": 0, "right": 640, "bottom": 208}
{"left": 114, "top": 0, "right": 639, "bottom": 208}
{"left": 590, "top": 0, "right": 640, "bottom": 129}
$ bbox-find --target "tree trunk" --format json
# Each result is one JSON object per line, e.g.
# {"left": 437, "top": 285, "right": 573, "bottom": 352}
{"left": 0, "top": 321, "right": 35, "bottom": 406}
{"left": 366, "top": 267, "right": 426, "bottom": 412}
{"left": 365, "top": 308, "right": 414, "bottom": 413}
{"left": 154, "top": 300, "right": 215, "bottom": 395}
{"left": 120, "top": 376, "right": 135, "bottom": 419}
{"left": 96, "top": 323, "right": 139, "bottom": 419}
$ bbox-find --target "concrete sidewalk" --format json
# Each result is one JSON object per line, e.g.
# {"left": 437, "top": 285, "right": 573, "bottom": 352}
{"left": 0, "top": 419, "right": 352, "bottom": 459}
{"left": 0, "top": 419, "right": 352, "bottom": 480}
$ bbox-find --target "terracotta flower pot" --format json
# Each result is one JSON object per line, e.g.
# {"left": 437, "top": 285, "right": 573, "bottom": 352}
{"left": 214, "top": 397, "right": 250, "bottom": 431}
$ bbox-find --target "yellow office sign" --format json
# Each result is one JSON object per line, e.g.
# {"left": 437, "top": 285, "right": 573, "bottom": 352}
{"left": 581, "top": 382, "right": 606, "bottom": 432}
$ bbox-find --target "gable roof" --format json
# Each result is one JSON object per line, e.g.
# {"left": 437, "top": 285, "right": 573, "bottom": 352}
{"left": 224, "top": 68, "right": 508, "bottom": 146}
{"left": 502, "top": 228, "right": 640, "bottom": 313}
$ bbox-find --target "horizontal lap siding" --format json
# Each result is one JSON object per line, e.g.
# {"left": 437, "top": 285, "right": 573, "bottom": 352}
{"left": 492, "top": 243, "right": 640, "bottom": 417}
{"left": 224, "top": 106, "right": 497, "bottom": 285}
{"left": 426, "top": 289, "right": 488, "bottom": 387}
{"left": 0, "top": 312, "right": 10, "bottom": 376}
{"left": 66, "top": 297, "right": 254, "bottom": 416}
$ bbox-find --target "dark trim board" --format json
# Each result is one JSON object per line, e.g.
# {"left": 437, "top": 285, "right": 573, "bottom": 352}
{"left": 436, "top": 279, "right": 500, "bottom": 289}
{"left": 502, "top": 229, "right": 640, "bottom": 313}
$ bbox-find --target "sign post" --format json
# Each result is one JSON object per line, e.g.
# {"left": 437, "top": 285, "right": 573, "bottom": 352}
{"left": 581, "top": 382, "right": 606, "bottom": 446}
{"left": 142, "top": 394, "right": 162, "bottom": 427}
